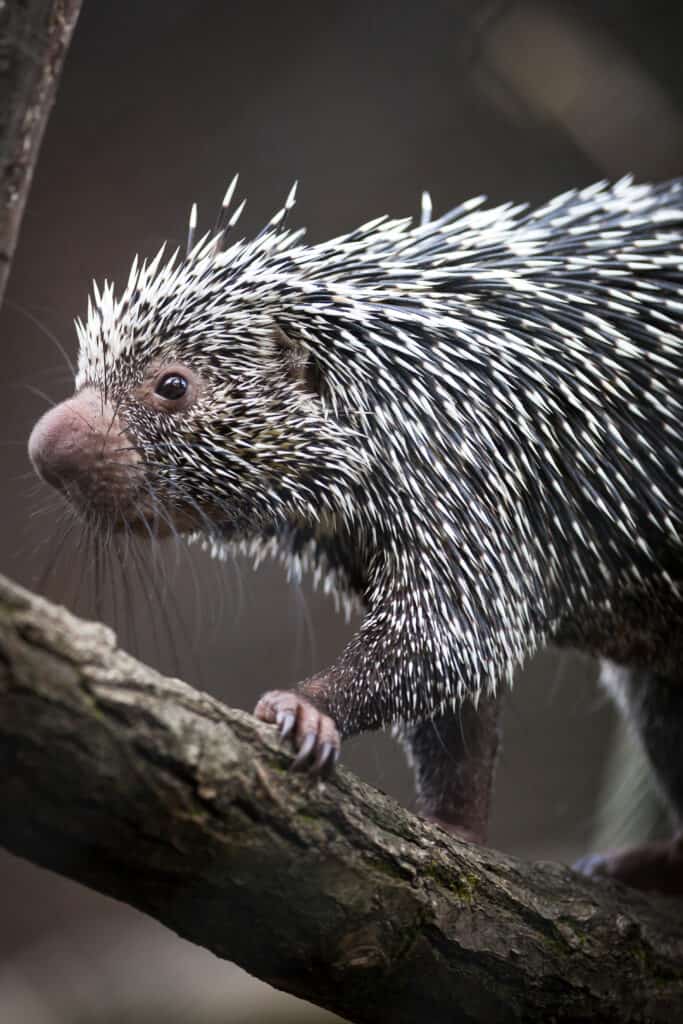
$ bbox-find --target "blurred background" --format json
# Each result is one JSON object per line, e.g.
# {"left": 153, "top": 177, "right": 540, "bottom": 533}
{"left": 2, "top": 1, "right": 683, "bottom": 1020}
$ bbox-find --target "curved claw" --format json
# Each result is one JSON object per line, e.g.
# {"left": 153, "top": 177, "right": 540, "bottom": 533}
{"left": 314, "top": 740, "right": 338, "bottom": 777}
{"left": 573, "top": 853, "right": 609, "bottom": 878}
{"left": 276, "top": 710, "right": 296, "bottom": 740}
{"left": 292, "top": 731, "right": 317, "bottom": 769}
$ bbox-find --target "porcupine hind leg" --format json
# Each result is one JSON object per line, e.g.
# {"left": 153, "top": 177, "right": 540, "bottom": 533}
{"left": 400, "top": 693, "right": 503, "bottom": 843}
{"left": 575, "top": 661, "right": 683, "bottom": 894}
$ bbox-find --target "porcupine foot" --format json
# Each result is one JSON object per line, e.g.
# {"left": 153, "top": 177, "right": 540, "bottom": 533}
{"left": 577, "top": 662, "right": 683, "bottom": 895}
{"left": 574, "top": 833, "right": 683, "bottom": 895}
{"left": 255, "top": 690, "right": 340, "bottom": 776}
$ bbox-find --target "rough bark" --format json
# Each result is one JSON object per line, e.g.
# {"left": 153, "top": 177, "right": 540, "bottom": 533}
{"left": 0, "top": 572, "right": 682, "bottom": 1023}
{"left": 0, "top": 0, "right": 82, "bottom": 305}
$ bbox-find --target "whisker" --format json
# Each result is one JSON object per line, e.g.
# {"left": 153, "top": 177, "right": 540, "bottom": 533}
{"left": 32, "top": 510, "right": 78, "bottom": 597}
{"left": 5, "top": 299, "right": 75, "bottom": 376}
{"left": 23, "top": 384, "right": 60, "bottom": 410}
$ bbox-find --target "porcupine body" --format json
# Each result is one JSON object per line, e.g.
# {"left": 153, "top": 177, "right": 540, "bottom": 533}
{"left": 28, "top": 176, "right": 683, "bottom": 889}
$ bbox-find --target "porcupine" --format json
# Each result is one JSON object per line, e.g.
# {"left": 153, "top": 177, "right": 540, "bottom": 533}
{"left": 28, "top": 175, "right": 683, "bottom": 892}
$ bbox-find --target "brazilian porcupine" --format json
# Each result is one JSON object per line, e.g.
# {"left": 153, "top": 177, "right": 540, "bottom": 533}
{"left": 28, "top": 175, "right": 683, "bottom": 891}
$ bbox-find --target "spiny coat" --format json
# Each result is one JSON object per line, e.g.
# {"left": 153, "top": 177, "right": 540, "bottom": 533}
{"left": 74, "top": 176, "right": 683, "bottom": 739}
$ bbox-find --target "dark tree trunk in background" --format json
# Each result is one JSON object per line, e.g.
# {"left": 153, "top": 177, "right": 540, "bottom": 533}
{"left": 0, "top": 0, "right": 82, "bottom": 305}
{"left": 0, "top": 572, "right": 682, "bottom": 1024}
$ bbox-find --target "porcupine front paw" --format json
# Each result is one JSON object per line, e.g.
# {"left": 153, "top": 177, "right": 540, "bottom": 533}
{"left": 254, "top": 690, "right": 340, "bottom": 777}
{"left": 574, "top": 833, "right": 683, "bottom": 895}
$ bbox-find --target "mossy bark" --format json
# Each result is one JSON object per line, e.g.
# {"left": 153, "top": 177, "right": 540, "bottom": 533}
{"left": 0, "top": 573, "right": 681, "bottom": 1023}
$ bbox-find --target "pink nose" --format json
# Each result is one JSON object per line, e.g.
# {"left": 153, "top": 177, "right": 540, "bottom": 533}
{"left": 29, "top": 389, "right": 194, "bottom": 534}
{"left": 28, "top": 388, "right": 115, "bottom": 491}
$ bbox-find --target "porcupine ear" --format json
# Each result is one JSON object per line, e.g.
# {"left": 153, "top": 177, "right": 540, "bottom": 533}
{"left": 273, "top": 323, "right": 326, "bottom": 400}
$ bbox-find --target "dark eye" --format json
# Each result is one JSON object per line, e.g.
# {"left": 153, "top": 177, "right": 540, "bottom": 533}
{"left": 155, "top": 373, "right": 188, "bottom": 401}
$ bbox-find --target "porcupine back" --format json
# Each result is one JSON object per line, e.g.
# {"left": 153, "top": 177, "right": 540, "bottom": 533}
{"left": 76, "top": 176, "right": 683, "bottom": 721}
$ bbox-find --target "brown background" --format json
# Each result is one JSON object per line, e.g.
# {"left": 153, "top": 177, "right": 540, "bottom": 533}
{"left": 1, "top": 1, "right": 682, "bottom": 1020}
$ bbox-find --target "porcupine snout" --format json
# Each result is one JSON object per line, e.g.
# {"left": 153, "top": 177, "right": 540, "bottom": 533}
{"left": 28, "top": 388, "right": 143, "bottom": 524}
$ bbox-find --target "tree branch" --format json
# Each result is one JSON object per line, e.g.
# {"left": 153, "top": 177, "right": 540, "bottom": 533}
{"left": 0, "top": 573, "right": 682, "bottom": 1023}
{"left": 0, "top": 0, "right": 82, "bottom": 305}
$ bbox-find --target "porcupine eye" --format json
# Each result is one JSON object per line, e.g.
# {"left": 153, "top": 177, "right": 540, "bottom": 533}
{"left": 155, "top": 373, "right": 188, "bottom": 400}
{"left": 141, "top": 365, "right": 197, "bottom": 414}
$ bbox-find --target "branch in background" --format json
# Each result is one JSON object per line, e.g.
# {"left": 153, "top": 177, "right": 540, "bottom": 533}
{"left": 0, "top": 573, "right": 682, "bottom": 1024}
{"left": 0, "top": 0, "right": 82, "bottom": 305}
